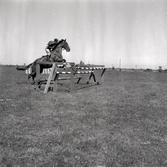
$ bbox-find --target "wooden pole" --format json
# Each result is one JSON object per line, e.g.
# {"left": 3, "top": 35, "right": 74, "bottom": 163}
{"left": 99, "top": 68, "right": 106, "bottom": 84}
{"left": 53, "top": 65, "right": 58, "bottom": 92}
{"left": 70, "top": 63, "right": 75, "bottom": 93}
{"left": 44, "top": 63, "right": 56, "bottom": 93}
{"left": 35, "top": 64, "right": 41, "bottom": 89}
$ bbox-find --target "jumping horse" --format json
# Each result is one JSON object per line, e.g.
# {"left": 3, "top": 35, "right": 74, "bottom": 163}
{"left": 16, "top": 39, "right": 70, "bottom": 83}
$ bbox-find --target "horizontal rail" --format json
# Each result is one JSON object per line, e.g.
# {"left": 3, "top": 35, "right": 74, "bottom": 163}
{"left": 36, "top": 62, "right": 65, "bottom": 65}
{"left": 76, "top": 65, "right": 105, "bottom": 67}
{"left": 36, "top": 62, "right": 75, "bottom": 65}
{"left": 76, "top": 67, "right": 105, "bottom": 70}
{"left": 76, "top": 71, "right": 94, "bottom": 74}
{"left": 56, "top": 71, "right": 71, "bottom": 74}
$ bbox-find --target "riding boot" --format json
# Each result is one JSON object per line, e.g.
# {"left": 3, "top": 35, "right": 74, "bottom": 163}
{"left": 47, "top": 55, "right": 51, "bottom": 62}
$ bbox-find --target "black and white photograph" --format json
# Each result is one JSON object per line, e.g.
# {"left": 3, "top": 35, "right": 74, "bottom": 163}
{"left": 0, "top": 0, "right": 167, "bottom": 166}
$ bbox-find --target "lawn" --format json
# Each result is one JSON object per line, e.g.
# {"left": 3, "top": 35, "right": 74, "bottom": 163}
{"left": 0, "top": 66, "right": 167, "bottom": 167}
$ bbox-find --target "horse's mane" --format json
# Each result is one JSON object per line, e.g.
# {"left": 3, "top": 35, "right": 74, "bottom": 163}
{"left": 52, "top": 39, "right": 65, "bottom": 51}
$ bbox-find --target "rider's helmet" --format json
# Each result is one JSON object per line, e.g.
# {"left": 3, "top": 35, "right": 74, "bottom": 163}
{"left": 54, "top": 38, "right": 59, "bottom": 43}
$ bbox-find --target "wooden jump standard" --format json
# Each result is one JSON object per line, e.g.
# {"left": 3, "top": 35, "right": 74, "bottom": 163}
{"left": 75, "top": 65, "right": 106, "bottom": 84}
{"left": 35, "top": 62, "right": 75, "bottom": 93}
{"left": 35, "top": 62, "right": 106, "bottom": 93}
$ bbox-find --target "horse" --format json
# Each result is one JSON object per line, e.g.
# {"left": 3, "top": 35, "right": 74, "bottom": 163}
{"left": 16, "top": 39, "right": 70, "bottom": 84}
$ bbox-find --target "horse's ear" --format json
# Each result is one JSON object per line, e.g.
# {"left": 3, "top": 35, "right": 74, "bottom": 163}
{"left": 65, "top": 39, "right": 66, "bottom": 41}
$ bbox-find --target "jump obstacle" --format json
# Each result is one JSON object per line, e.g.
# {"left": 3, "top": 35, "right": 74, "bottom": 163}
{"left": 26, "top": 62, "right": 106, "bottom": 93}
{"left": 26, "top": 68, "right": 51, "bottom": 74}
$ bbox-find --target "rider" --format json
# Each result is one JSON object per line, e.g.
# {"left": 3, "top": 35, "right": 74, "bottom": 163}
{"left": 45, "top": 38, "right": 59, "bottom": 59}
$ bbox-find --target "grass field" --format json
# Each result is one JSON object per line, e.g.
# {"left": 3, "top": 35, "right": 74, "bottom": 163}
{"left": 0, "top": 65, "right": 167, "bottom": 167}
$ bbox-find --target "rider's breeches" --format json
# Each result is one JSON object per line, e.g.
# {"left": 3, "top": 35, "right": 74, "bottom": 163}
{"left": 45, "top": 48, "right": 51, "bottom": 55}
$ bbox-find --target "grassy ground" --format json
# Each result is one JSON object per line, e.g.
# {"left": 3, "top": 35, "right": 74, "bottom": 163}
{"left": 0, "top": 66, "right": 167, "bottom": 167}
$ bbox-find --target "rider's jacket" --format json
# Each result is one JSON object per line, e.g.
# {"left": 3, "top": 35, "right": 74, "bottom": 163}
{"left": 46, "top": 41, "right": 57, "bottom": 51}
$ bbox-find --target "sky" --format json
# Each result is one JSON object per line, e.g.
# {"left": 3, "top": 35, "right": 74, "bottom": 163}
{"left": 0, "top": 0, "right": 167, "bottom": 69}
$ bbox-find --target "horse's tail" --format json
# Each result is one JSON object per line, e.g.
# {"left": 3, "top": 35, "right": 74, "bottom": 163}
{"left": 16, "top": 63, "right": 33, "bottom": 71}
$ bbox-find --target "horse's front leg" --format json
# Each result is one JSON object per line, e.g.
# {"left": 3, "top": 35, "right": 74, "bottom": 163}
{"left": 32, "top": 76, "right": 36, "bottom": 85}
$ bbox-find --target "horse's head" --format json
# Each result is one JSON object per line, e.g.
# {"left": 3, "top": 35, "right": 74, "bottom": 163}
{"left": 60, "top": 39, "right": 71, "bottom": 52}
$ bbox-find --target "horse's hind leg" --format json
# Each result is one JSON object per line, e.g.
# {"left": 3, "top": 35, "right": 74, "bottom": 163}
{"left": 28, "top": 74, "right": 31, "bottom": 84}
{"left": 28, "top": 72, "right": 36, "bottom": 84}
